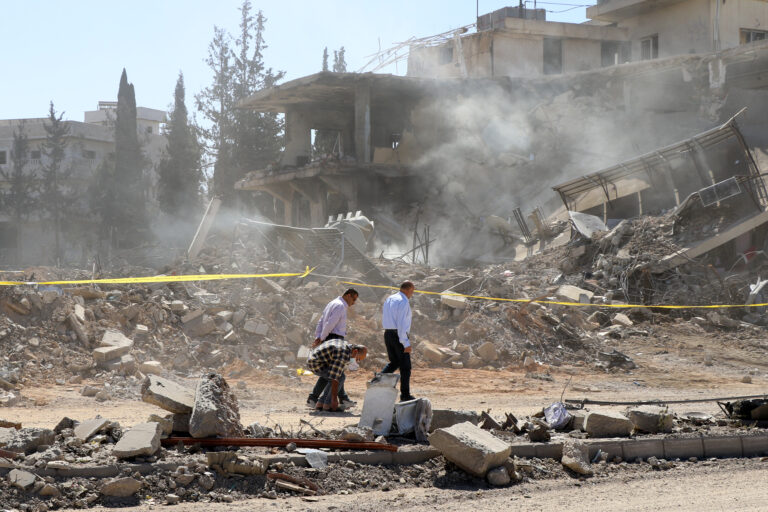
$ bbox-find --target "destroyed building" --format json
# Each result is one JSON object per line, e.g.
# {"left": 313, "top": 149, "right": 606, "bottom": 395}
{"left": 0, "top": 103, "right": 167, "bottom": 265}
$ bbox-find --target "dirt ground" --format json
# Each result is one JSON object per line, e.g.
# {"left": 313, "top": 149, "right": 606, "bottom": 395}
{"left": 5, "top": 325, "right": 768, "bottom": 510}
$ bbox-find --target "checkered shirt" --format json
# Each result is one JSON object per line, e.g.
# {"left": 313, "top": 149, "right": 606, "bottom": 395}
{"left": 306, "top": 338, "right": 351, "bottom": 381}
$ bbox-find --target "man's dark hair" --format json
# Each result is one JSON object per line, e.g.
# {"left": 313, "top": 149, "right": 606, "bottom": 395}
{"left": 343, "top": 288, "right": 359, "bottom": 297}
{"left": 400, "top": 281, "right": 414, "bottom": 291}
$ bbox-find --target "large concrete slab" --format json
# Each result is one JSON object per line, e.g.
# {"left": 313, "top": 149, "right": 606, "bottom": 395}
{"left": 140, "top": 375, "right": 195, "bottom": 414}
{"left": 0, "top": 427, "right": 55, "bottom": 453}
{"left": 627, "top": 405, "right": 674, "bottom": 433}
{"left": 74, "top": 417, "right": 110, "bottom": 442}
{"left": 429, "top": 422, "right": 511, "bottom": 477}
{"left": 112, "top": 422, "right": 162, "bottom": 459}
{"left": 99, "top": 330, "right": 134, "bottom": 349}
{"left": 584, "top": 410, "right": 633, "bottom": 438}
{"left": 430, "top": 409, "right": 479, "bottom": 432}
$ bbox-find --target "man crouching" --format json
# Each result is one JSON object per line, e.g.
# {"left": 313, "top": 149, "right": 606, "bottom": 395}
{"left": 306, "top": 340, "right": 367, "bottom": 412}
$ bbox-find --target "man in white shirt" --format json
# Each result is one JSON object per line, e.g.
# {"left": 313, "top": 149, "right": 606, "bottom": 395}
{"left": 306, "top": 289, "right": 358, "bottom": 409}
{"left": 380, "top": 281, "right": 416, "bottom": 401}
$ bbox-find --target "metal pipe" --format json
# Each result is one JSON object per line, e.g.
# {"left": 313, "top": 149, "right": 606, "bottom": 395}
{"left": 566, "top": 392, "right": 768, "bottom": 408}
{"left": 162, "top": 437, "right": 399, "bottom": 452}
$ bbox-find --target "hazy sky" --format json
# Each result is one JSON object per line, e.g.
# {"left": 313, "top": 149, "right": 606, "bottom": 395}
{"left": 2, "top": 1, "right": 595, "bottom": 121}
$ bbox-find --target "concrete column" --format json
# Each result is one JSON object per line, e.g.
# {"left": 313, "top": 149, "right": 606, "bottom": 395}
{"left": 262, "top": 184, "right": 294, "bottom": 226}
{"left": 290, "top": 180, "right": 327, "bottom": 227}
{"left": 283, "top": 109, "right": 311, "bottom": 167}
{"left": 354, "top": 82, "right": 372, "bottom": 164}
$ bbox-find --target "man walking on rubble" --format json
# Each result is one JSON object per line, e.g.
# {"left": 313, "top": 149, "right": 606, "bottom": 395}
{"left": 381, "top": 281, "right": 417, "bottom": 401}
{"left": 307, "top": 338, "right": 368, "bottom": 411}
{"left": 306, "top": 289, "right": 359, "bottom": 410}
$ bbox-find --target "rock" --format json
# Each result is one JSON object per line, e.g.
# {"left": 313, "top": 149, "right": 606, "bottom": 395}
{"left": 255, "top": 278, "right": 285, "bottom": 295}
{"left": 430, "top": 409, "right": 479, "bottom": 432}
{"left": 99, "top": 354, "right": 136, "bottom": 373}
{"left": 243, "top": 320, "right": 269, "bottom": 336}
{"left": 139, "top": 361, "right": 163, "bottom": 375}
{"left": 232, "top": 310, "right": 246, "bottom": 326}
{"left": 184, "top": 315, "right": 216, "bottom": 337}
{"left": 742, "top": 375, "right": 753, "bottom": 384}
{"left": 561, "top": 439, "right": 593, "bottom": 475}
{"left": 166, "top": 493, "right": 181, "bottom": 504}
{"left": 215, "top": 311, "right": 234, "bottom": 323}
{"left": 419, "top": 340, "right": 446, "bottom": 364}
{"left": 340, "top": 426, "right": 374, "bottom": 442}
{"left": 486, "top": 465, "right": 511, "bottom": 486}
{"left": 95, "top": 389, "right": 112, "bottom": 402}
{"left": 100, "top": 477, "right": 142, "bottom": 497}
{"left": 441, "top": 293, "right": 467, "bottom": 310}
{"left": 92, "top": 341, "right": 133, "bottom": 364}
{"left": 627, "top": 405, "right": 674, "bottom": 433}
{"left": 8, "top": 469, "right": 36, "bottom": 490}
{"left": 53, "top": 417, "right": 75, "bottom": 433}
{"left": 39, "top": 483, "right": 61, "bottom": 497}
{"left": 0, "top": 427, "right": 55, "bottom": 454}
{"left": 189, "top": 373, "right": 244, "bottom": 438}
{"left": 428, "top": 422, "right": 511, "bottom": 477}
{"left": 476, "top": 342, "right": 498, "bottom": 362}
{"left": 181, "top": 309, "right": 204, "bottom": 324}
{"left": 584, "top": 410, "right": 633, "bottom": 437}
{"left": 0, "top": 419, "right": 21, "bottom": 429}
{"left": 587, "top": 311, "right": 610, "bottom": 326}
{"left": 141, "top": 375, "right": 195, "bottom": 414}
{"left": 148, "top": 414, "right": 173, "bottom": 436}
{"left": 99, "top": 329, "right": 134, "bottom": 350}
{"left": 556, "top": 285, "right": 594, "bottom": 304}
{"left": 170, "top": 301, "right": 186, "bottom": 313}
{"left": 112, "top": 422, "right": 162, "bottom": 459}
{"left": 612, "top": 313, "right": 633, "bottom": 327}
{"left": 527, "top": 423, "right": 550, "bottom": 442}
{"left": 74, "top": 417, "right": 110, "bottom": 442}
{"left": 81, "top": 385, "right": 99, "bottom": 397}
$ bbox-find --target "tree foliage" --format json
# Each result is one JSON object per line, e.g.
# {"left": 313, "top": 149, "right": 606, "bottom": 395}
{"left": 0, "top": 122, "right": 37, "bottom": 260}
{"left": 40, "top": 102, "right": 74, "bottom": 263}
{"left": 157, "top": 72, "right": 203, "bottom": 220}
{"left": 196, "top": 1, "right": 285, "bottom": 204}
{"left": 313, "top": 46, "right": 347, "bottom": 157}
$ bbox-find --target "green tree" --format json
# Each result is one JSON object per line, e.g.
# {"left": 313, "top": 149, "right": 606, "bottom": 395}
{"left": 322, "top": 47, "right": 329, "bottom": 72}
{"left": 333, "top": 46, "right": 347, "bottom": 72}
{"left": 197, "top": 1, "right": 284, "bottom": 206}
{"left": 0, "top": 122, "right": 37, "bottom": 261}
{"left": 157, "top": 72, "right": 203, "bottom": 222}
{"left": 41, "top": 102, "right": 73, "bottom": 264}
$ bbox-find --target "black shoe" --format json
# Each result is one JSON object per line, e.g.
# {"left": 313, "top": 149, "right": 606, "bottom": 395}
{"left": 400, "top": 395, "right": 417, "bottom": 402}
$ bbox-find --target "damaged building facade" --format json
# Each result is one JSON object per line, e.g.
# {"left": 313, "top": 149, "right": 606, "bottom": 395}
{"left": 0, "top": 103, "right": 166, "bottom": 264}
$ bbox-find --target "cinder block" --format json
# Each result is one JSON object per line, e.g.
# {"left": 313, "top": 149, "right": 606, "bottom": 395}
{"left": 741, "top": 434, "right": 768, "bottom": 456}
{"left": 703, "top": 435, "right": 743, "bottom": 459}
{"left": 622, "top": 438, "right": 664, "bottom": 461}
{"left": 664, "top": 437, "right": 704, "bottom": 460}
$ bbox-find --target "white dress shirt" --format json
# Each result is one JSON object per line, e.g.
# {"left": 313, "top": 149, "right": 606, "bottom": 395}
{"left": 381, "top": 291, "right": 412, "bottom": 348}
{"left": 314, "top": 296, "right": 348, "bottom": 340}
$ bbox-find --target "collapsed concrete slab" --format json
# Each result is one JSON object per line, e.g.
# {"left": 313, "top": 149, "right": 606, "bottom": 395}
{"left": 141, "top": 375, "right": 195, "bottom": 414}
{"left": 556, "top": 285, "right": 593, "bottom": 304}
{"left": 0, "top": 427, "right": 55, "bottom": 453}
{"left": 74, "top": 417, "right": 110, "bottom": 442}
{"left": 430, "top": 409, "right": 480, "bottom": 432}
{"left": 112, "top": 422, "right": 162, "bottom": 459}
{"left": 584, "top": 410, "right": 633, "bottom": 437}
{"left": 429, "top": 421, "right": 511, "bottom": 477}
{"left": 627, "top": 405, "right": 674, "bottom": 433}
{"left": 189, "top": 373, "right": 244, "bottom": 438}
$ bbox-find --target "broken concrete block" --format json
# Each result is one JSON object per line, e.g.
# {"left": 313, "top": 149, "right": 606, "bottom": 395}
{"left": 112, "top": 422, "right": 162, "bottom": 459}
{"left": 486, "top": 465, "right": 511, "bottom": 486}
{"left": 139, "top": 361, "right": 163, "bottom": 375}
{"left": 441, "top": 293, "right": 467, "bottom": 310}
{"left": 99, "top": 329, "right": 134, "bottom": 349}
{"left": 100, "top": 477, "right": 142, "bottom": 497}
{"left": 561, "top": 439, "right": 593, "bottom": 475}
{"left": 430, "top": 409, "right": 480, "bottom": 432}
{"left": 584, "top": 410, "right": 633, "bottom": 437}
{"left": 74, "top": 303, "right": 86, "bottom": 324}
{"left": 39, "top": 483, "right": 61, "bottom": 497}
{"left": 68, "top": 314, "right": 89, "bottom": 347}
{"left": 141, "top": 375, "right": 195, "bottom": 414}
{"left": 184, "top": 315, "right": 216, "bottom": 337}
{"left": 556, "top": 285, "right": 594, "bottom": 304}
{"left": 243, "top": 320, "right": 269, "bottom": 336}
{"left": 93, "top": 342, "right": 132, "bottom": 364}
{"left": 74, "top": 417, "right": 110, "bottom": 442}
{"left": 99, "top": 354, "right": 136, "bottom": 373}
{"left": 255, "top": 278, "right": 285, "bottom": 295}
{"left": 0, "top": 427, "right": 55, "bottom": 454}
{"left": 215, "top": 311, "right": 234, "bottom": 323}
{"left": 429, "top": 422, "right": 511, "bottom": 477}
{"left": 612, "top": 313, "right": 633, "bottom": 327}
{"left": 8, "top": 469, "right": 36, "bottom": 490}
{"left": 148, "top": 414, "right": 173, "bottom": 436}
{"left": 627, "top": 405, "right": 674, "bottom": 433}
{"left": 419, "top": 340, "right": 446, "bottom": 364}
{"left": 476, "top": 342, "right": 498, "bottom": 363}
{"left": 189, "top": 373, "right": 244, "bottom": 438}
{"left": 569, "top": 410, "right": 588, "bottom": 431}
{"left": 340, "top": 426, "right": 374, "bottom": 442}
{"left": 181, "top": 309, "right": 204, "bottom": 324}
{"left": 169, "top": 300, "right": 186, "bottom": 313}
{"left": 134, "top": 324, "right": 150, "bottom": 341}
{"left": 232, "top": 310, "right": 246, "bottom": 326}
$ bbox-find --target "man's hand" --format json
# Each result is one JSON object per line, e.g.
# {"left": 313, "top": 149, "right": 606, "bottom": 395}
{"left": 311, "top": 337, "right": 322, "bottom": 348}
{"left": 404, "top": 346, "right": 412, "bottom": 353}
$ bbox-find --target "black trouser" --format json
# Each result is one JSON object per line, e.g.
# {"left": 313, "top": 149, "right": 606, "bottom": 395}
{"left": 381, "top": 329, "right": 411, "bottom": 399}
{"left": 309, "top": 334, "right": 349, "bottom": 401}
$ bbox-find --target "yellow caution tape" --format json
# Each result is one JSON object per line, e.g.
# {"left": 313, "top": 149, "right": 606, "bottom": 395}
{"left": 338, "top": 280, "right": 768, "bottom": 310}
{"left": 0, "top": 267, "right": 315, "bottom": 287}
